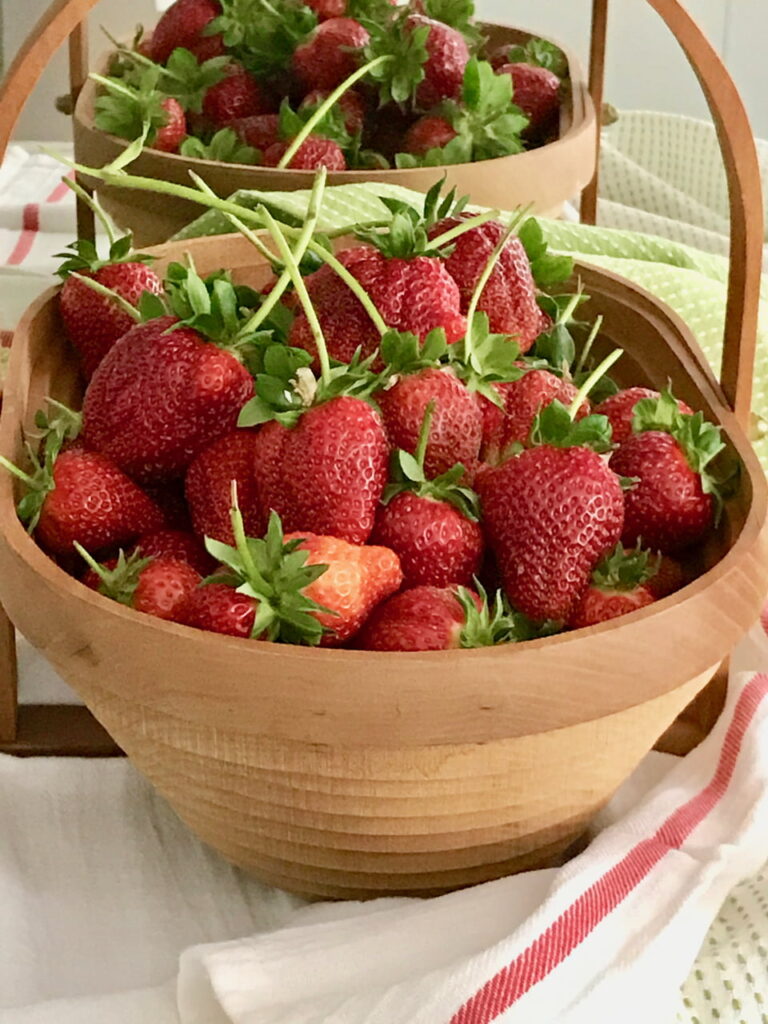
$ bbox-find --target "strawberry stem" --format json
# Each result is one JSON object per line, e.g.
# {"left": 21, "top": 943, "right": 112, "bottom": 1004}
{"left": 568, "top": 347, "right": 622, "bottom": 420}
{"left": 90, "top": 71, "right": 137, "bottom": 102}
{"left": 414, "top": 400, "right": 435, "bottom": 468}
{"left": 428, "top": 210, "right": 501, "bottom": 251}
{"left": 277, "top": 55, "right": 393, "bottom": 169}
{"left": 228, "top": 481, "right": 260, "bottom": 583}
{"left": 572, "top": 314, "right": 603, "bottom": 379}
{"left": 306, "top": 244, "right": 388, "bottom": 335}
{"left": 261, "top": 207, "right": 332, "bottom": 387}
{"left": 73, "top": 541, "right": 110, "bottom": 584}
{"left": 68, "top": 272, "right": 142, "bottom": 322}
{"left": 0, "top": 455, "right": 37, "bottom": 489}
{"left": 62, "top": 176, "right": 116, "bottom": 247}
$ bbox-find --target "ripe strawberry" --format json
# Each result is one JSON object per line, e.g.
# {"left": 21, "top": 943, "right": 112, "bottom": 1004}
{"left": 253, "top": 396, "right": 389, "bottom": 545}
{"left": 153, "top": 98, "right": 187, "bottom": 152}
{"left": 94, "top": 70, "right": 187, "bottom": 153}
{"left": 300, "top": 88, "right": 367, "bottom": 135}
{"left": 202, "top": 63, "right": 272, "bottom": 126}
{"left": 132, "top": 528, "right": 216, "bottom": 576}
{"left": 567, "top": 544, "right": 657, "bottom": 629}
{"left": 0, "top": 443, "right": 164, "bottom": 556}
{"left": 81, "top": 548, "right": 201, "bottom": 623}
{"left": 402, "top": 114, "right": 457, "bottom": 155}
{"left": 228, "top": 113, "right": 281, "bottom": 151}
{"left": 594, "top": 387, "right": 693, "bottom": 445}
{"left": 148, "top": 0, "right": 223, "bottom": 64}
{"left": 478, "top": 443, "right": 624, "bottom": 621}
{"left": 610, "top": 432, "right": 715, "bottom": 553}
{"left": 497, "top": 63, "right": 561, "bottom": 135}
{"left": 370, "top": 401, "right": 483, "bottom": 587}
{"left": 480, "top": 370, "right": 590, "bottom": 465}
{"left": 645, "top": 553, "right": 686, "bottom": 599}
{"left": 292, "top": 18, "right": 369, "bottom": 92}
{"left": 306, "top": 0, "right": 346, "bottom": 18}
{"left": 376, "top": 368, "right": 482, "bottom": 479}
{"left": 57, "top": 240, "right": 163, "bottom": 380}
{"left": 185, "top": 429, "right": 264, "bottom": 544}
{"left": 263, "top": 136, "right": 347, "bottom": 169}
{"left": 428, "top": 216, "right": 548, "bottom": 348}
{"left": 82, "top": 315, "right": 254, "bottom": 484}
{"left": 183, "top": 582, "right": 258, "bottom": 637}
{"left": 406, "top": 14, "right": 469, "bottom": 108}
{"left": 285, "top": 531, "right": 402, "bottom": 645}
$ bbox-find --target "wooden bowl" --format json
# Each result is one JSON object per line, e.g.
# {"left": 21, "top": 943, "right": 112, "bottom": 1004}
{"left": 71, "top": 23, "right": 597, "bottom": 245}
{"left": 0, "top": 234, "right": 765, "bottom": 899}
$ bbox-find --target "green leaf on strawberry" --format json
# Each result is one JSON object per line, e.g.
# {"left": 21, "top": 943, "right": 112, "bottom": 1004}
{"left": 33, "top": 398, "right": 82, "bottom": 450}
{"left": 160, "top": 47, "right": 230, "bottom": 113}
{"left": 378, "top": 327, "right": 449, "bottom": 377}
{"left": 590, "top": 542, "right": 658, "bottom": 591}
{"left": 212, "top": 0, "right": 317, "bottom": 78}
{"left": 394, "top": 135, "right": 472, "bottom": 168}
{"left": 456, "top": 583, "right": 561, "bottom": 647}
{"left": 278, "top": 97, "right": 353, "bottom": 150}
{"left": 93, "top": 68, "right": 172, "bottom": 145}
{"left": 502, "top": 38, "right": 568, "bottom": 78}
{"left": 419, "top": 0, "right": 485, "bottom": 51}
{"left": 448, "top": 312, "right": 524, "bottom": 404}
{"left": 518, "top": 218, "right": 573, "bottom": 287}
{"left": 530, "top": 399, "right": 613, "bottom": 452}
{"left": 364, "top": 15, "right": 430, "bottom": 106}
{"left": 54, "top": 235, "right": 154, "bottom": 280}
{"left": 74, "top": 545, "right": 154, "bottom": 605}
{"left": 180, "top": 127, "right": 261, "bottom": 164}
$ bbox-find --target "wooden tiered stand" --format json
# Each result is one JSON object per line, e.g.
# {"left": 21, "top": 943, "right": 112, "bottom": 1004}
{"left": 0, "top": 0, "right": 762, "bottom": 763}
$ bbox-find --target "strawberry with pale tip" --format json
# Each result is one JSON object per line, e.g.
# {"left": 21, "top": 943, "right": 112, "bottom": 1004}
{"left": 567, "top": 544, "right": 658, "bottom": 629}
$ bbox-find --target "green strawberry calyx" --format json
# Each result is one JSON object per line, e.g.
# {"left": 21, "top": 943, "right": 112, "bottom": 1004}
{"left": 632, "top": 387, "right": 727, "bottom": 500}
{"left": 0, "top": 424, "right": 64, "bottom": 533}
{"left": 203, "top": 492, "right": 333, "bottom": 645}
{"left": 530, "top": 348, "right": 622, "bottom": 451}
{"left": 500, "top": 37, "right": 568, "bottom": 78}
{"left": 448, "top": 313, "right": 524, "bottom": 404}
{"left": 517, "top": 217, "right": 573, "bottom": 289}
{"left": 418, "top": 0, "right": 485, "bottom": 51}
{"left": 180, "top": 127, "right": 261, "bottom": 165}
{"left": 457, "top": 582, "right": 561, "bottom": 647}
{"left": 74, "top": 545, "right": 154, "bottom": 606}
{"left": 590, "top": 542, "right": 659, "bottom": 593}
{"left": 363, "top": 9, "right": 430, "bottom": 107}
{"left": 209, "top": 0, "right": 317, "bottom": 79}
{"left": 33, "top": 398, "right": 83, "bottom": 450}
{"left": 382, "top": 400, "right": 480, "bottom": 520}
{"left": 92, "top": 68, "right": 176, "bottom": 147}
{"left": 55, "top": 234, "right": 154, "bottom": 280}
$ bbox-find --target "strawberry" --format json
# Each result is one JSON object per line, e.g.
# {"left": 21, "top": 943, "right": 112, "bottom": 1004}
{"left": 201, "top": 62, "right": 272, "bottom": 126}
{"left": 356, "top": 583, "right": 550, "bottom": 652}
{"left": 480, "top": 370, "right": 590, "bottom": 465}
{"left": 154, "top": 97, "right": 188, "bottom": 152}
{"left": 406, "top": 14, "right": 468, "bottom": 108}
{"left": 300, "top": 88, "right": 367, "bottom": 135}
{"left": 594, "top": 387, "right": 693, "bottom": 446}
{"left": 371, "top": 402, "right": 483, "bottom": 586}
{"left": 56, "top": 237, "right": 163, "bottom": 379}
{"left": 497, "top": 63, "right": 560, "bottom": 135}
{"left": 132, "top": 528, "right": 217, "bottom": 576}
{"left": 402, "top": 115, "right": 457, "bottom": 155}
{"left": 428, "top": 216, "right": 548, "bottom": 348}
{"left": 228, "top": 113, "right": 281, "bottom": 151}
{"left": 0, "top": 441, "right": 164, "bottom": 556}
{"left": 608, "top": 388, "right": 724, "bottom": 553}
{"left": 251, "top": 396, "right": 389, "bottom": 544}
{"left": 82, "top": 313, "right": 254, "bottom": 485}
{"left": 567, "top": 544, "right": 657, "bottom": 629}
{"left": 477, "top": 403, "right": 624, "bottom": 621}
{"left": 94, "top": 70, "right": 187, "bottom": 153}
{"left": 263, "top": 136, "right": 347, "bottom": 169}
{"left": 183, "top": 582, "right": 258, "bottom": 638}
{"left": 185, "top": 429, "right": 265, "bottom": 544}
{"left": 306, "top": 0, "right": 346, "bottom": 19}
{"left": 285, "top": 531, "right": 402, "bottom": 644}
{"left": 645, "top": 553, "right": 686, "bottom": 599}
{"left": 80, "top": 547, "right": 201, "bottom": 623}
{"left": 148, "top": 0, "right": 223, "bottom": 64}
{"left": 292, "top": 18, "right": 370, "bottom": 92}
{"left": 376, "top": 367, "right": 482, "bottom": 479}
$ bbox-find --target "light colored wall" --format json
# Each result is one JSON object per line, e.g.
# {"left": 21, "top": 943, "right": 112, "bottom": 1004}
{"left": 4, "top": 0, "right": 768, "bottom": 140}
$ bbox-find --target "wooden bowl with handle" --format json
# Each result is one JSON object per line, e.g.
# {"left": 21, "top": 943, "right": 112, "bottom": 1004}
{"left": 0, "top": 0, "right": 765, "bottom": 898}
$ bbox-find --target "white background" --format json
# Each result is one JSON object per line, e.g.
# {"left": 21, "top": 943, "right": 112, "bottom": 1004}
{"left": 3, "top": 0, "right": 767, "bottom": 140}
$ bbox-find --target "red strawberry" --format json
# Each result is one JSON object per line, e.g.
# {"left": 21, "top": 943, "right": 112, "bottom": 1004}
{"left": 1, "top": 445, "right": 164, "bottom": 556}
{"left": 152, "top": 98, "right": 187, "bottom": 153}
{"left": 594, "top": 387, "right": 693, "bottom": 445}
{"left": 306, "top": 0, "right": 346, "bottom": 18}
{"left": 202, "top": 63, "right": 272, "bottom": 126}
{"left": 497, "top": 63, "right": 560, "bottom": 134}
{"left": 185, "top": 429, "right": 264, "bottom": 544}
{"left": 480, "top": 370, "right": 590, "bottom": 465}
{"left": 609, "top": 432, "right": 715, "bottom": 553}
{"left": 567, "top": 544, "right": 657, "bottom": 629}
{"left": 254, "top": 396, "right": 389, "bottom": 545}
{"left": 402, "top": 114, "right": 457, "bottom": 155}
{"left": 82, "top": 316, "right": 254, "bottom": 484}
{"left": 406, "top": 14, "right": 469, "bottom": 108}
{"left": 183, "top": 582, "right": 257, "bottom": 637}
{"left": 263, "top": 136, "right": 347, "bottom": 169}
{"left": 428, "top": 216, "right": 548, "bottom": 348}
{"left": 228, "top": 113, "right": 281, "bottom": 151}
{"left": 478, "top": 445, "right": 625, "bottom": 621}
{"left": 376, "top": 368, "right": 482, "bottom": 479}
{"left": 285, "top": 532, "right": 402, "bottom": 645}
{"left": 356, "top": 585, "right": 483, "bottom": 651}
{"left": 645, "top": 553, "right": 686, "bottom": 599}
{"left": 148, "top": 0, "right": 223, "bottom": 64}
{"left": 289, "top": 246, "right": 466, "bottom": 368}
{"left": 141, "top": 479, "right": 193, "bottom": 531}
{"left": 292, "top": 18, "right": 369, "bottom": 92}
{"left": 83, "top": 549, "right": 201, "bottom": 622}
{"left": 59, "top": 259, "right": 163, "bottom": 380}
{"left": 300, "top": 88, "right": 367, "bottom": 135}
{"left": 132, "top": 528, "right": 216, "bottom": 576}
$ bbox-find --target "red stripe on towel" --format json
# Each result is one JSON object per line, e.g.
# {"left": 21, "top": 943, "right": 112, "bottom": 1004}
{"left": 5, "top": 204, "right": 40, "bottom": 266}
{"left": 449, "top": 673, "right": 768, "bottom": 1024}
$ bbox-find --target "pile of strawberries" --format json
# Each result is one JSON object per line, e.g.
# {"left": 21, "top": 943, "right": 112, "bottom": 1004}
{"left": 91, "top": 0, "right": 566, "bottom": 170}
{"left": 1, "top": 179, "right": 731, "bottom": 652}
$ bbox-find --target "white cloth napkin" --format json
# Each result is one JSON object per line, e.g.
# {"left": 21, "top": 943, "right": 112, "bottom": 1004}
{"left": 176, "top": 614, "right": 768, "bottom": 1024}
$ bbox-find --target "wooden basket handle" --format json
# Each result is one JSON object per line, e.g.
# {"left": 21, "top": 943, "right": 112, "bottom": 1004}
{"left": 583, "top": 0, "right": 763, "bottom": 428}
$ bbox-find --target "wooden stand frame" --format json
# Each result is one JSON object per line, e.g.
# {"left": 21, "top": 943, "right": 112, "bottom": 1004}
{"left": 0, "top": 0, "right": 762, "bottom": 758}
